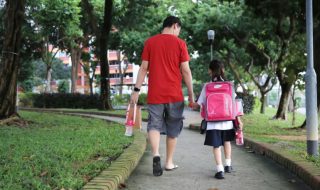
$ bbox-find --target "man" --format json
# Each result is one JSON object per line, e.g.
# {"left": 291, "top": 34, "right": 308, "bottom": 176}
{"left": 130, "top": 16, "right": 194, "bottom": 176}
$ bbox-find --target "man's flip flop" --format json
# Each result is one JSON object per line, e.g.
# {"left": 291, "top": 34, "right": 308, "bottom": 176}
{"left": 153, "top": 156, "right": 163, "bottom": 176}
{"left": 165, "top": 165, "right": 179, "bottom": 171}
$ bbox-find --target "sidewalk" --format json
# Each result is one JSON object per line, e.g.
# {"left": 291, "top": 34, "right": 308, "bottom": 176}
{"left": 88, "top": 109, "right": 312, "bottom": 190}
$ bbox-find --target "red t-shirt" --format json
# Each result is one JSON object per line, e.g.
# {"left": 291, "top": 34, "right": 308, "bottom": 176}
{"left": 141, "top": 34, "right": 190, "bottom": 104}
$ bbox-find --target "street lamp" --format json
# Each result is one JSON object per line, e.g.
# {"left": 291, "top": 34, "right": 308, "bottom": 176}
{"left": 305, "top": 0, "right": 318, "bottom": 156}
{"left": 207, "top": 30, "right": 215, "bottom": 61}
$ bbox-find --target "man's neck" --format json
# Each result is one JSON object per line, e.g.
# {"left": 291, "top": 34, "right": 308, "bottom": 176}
{"left": 162, "top": 28, "right": 175, "bottom": 36}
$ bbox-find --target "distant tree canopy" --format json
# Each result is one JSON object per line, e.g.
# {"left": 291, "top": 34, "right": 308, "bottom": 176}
{"left": 0, "top": 0, "right": 316, "bottom": 119}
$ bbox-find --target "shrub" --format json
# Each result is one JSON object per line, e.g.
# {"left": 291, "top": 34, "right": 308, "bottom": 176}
{"left": 111, "top": 94, "right": 131, "bottom": 106}
{"left": 138, "top": 93, "right": 147, "bottom": 105}
{"left": 18, "top": 92, "right": 36, "bottom": 107}
{"left": 31, "top": 93, "right": 100, "bottom": 109}
{"left": 58, "top": 80, "right": 69, "bottom": 93}
{"left": 253, "top": 97, "right": 261, "bottom": 112}
{"left": 236, "top": 92, "right": 255, "bottom": 114}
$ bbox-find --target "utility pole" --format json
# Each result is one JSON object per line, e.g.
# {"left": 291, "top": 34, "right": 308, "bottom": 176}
{"left": 305, "top": 0, "right": 318, "bottom": 156}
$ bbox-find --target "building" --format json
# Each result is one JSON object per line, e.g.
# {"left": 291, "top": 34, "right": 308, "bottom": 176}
{"left": 55, "top": 48, "right": 146, "bottom": 95}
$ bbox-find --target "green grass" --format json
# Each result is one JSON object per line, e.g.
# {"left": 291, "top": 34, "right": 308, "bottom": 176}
{"left": 243, "top": 107, "right": 306, "bottom": 136}
{"left": 47, "top": 108, "right": 149, "bottom": 120}
{"left": 243, "top": 107, "right": 320, "bottom": 168}
{"left": 0, "top": 111, "right": 133, "bottom": 190}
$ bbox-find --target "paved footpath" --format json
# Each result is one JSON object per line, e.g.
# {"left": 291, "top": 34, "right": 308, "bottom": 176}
{"left": 80, "top": 109, "right": 311, "bottom": 190}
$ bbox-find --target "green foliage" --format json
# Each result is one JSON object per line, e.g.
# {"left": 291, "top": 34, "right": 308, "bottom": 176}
{"left": 58, "top": 80, "right": 69, "bottom": 93}
{"left": 31, "top": 93, "right": 101, "bottom": 109}
{"left": 253, "top": 96, "right": 262, "bottom": 112}
{"left": 138, "top": 93, "right": 147, "bottom": 105}
{"left": 0, "top": 111, "right": 132, "bottom": 189}
{"left": 51, "top": 61, "right": 71, "bottom": 80}
{"left": 244, "top": 107, "right": 305, "bottom": 135}
{"left": 110, "top": 93, "right": 147, "bottom": 106}
{"left": 236, "top": 92, "right": 255, "bottom": 114}
{"left": 18, "top": 93, "right": 36, "bottom": 107}
{"left": 34, "top": 59, "right": 70, "bottom": 80}
{"left": 243, "top": 107, "right": 320, "bottom": 168}
{"left": 111, "top": 94, "right": 131, "bottom": 106}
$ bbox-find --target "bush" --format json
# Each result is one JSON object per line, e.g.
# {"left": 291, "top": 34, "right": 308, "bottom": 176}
{"left": 58, "top": 80, "right": 69, "bottom": 93}
{"left": 111, "top": 94, "right": 131, "bottom": 106}
{"left": 253, "top": 97, "right": 261, "bottom": 112}
{"left": 31, "top": 93, "right": 100, "bottom": 109}
{"left": 236, "top": 92, "right": 255, "bottom": 114}
{"left": 138, "top": 93, "right": 147, "bottom": 105}
{"left": 18, "top": 92, "right": 36, "bottom": 107}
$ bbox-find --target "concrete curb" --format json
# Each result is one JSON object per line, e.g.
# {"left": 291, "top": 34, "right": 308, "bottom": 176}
{"left": 20, "top": 108, "right": 147, "bottom": 190}
{"left": 188, "top": 123, "right": 320, "bottom": 190}
{"left": 19, "top": 107, "right": 149, "bottom": 122}
{"left": 83, "top": 129, "right": 146, "bottom": 190}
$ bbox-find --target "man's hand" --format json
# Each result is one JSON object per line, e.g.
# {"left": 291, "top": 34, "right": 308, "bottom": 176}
{"left": 189, "top": 102, "right": 200, "bottom": 110}
{"left": 130, "top": 91, "right": 139, "bottom": 104}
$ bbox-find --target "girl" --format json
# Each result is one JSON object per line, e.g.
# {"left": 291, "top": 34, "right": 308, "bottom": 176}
{"left": 193, "top": 59, "right": 243, "bottom": 179}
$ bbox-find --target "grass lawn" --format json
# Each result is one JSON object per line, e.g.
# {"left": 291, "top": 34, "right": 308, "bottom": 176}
{"left": 48, "top": 108, "right": 149, "bottom": 120}
{"left": 0, "top": 111, "right": 133, "bottom": 190}
{"left": 243, "top": 107, "right": 320, "bottom": 168}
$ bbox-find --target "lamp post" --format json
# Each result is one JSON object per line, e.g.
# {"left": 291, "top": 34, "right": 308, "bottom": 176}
{"left": 305, "top": 0, "right": 318, "bottom": 156}
{"left": 207, "top": 30, "right": 215, "bottom": 61}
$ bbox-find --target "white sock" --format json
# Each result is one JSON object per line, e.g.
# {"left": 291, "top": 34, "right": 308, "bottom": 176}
{"left": 216, "top": 164, "right": 224, "bottom": 172}
{"left": 225, "top": 159, "right": 231, "bottom": 166}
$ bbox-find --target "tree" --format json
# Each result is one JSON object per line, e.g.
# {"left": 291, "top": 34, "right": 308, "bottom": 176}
{"left": 58, "top": 80, "right": 69, "bottom": 93}
{"left": 80, "top": 51, "right": 98, "bottom": 95}
{"left": 82, "top": 0, "right": 113, "bottom": 109}
{"left": 27, "top": 0, "right": 81, "bottom": 93}
{"left": 0, "top": 0, "right": 26, "bottom": 119}
{"left": 243, "top": 0, "right": 305, "bottom": 119}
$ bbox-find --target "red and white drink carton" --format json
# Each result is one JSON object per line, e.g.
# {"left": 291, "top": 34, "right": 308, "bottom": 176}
{"left": 124, "top": 104, "right": 136, "bottom": 137}
{"left": 235, "top": 129, "right": 244, "bottom": 145}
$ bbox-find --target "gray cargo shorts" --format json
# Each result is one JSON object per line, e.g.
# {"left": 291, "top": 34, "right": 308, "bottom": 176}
{"left": 147, "top": 101, "right": 185, "bottom": 138}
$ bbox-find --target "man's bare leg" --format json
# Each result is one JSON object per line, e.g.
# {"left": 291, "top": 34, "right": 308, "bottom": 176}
{"left": 165, "top": 136, "right": 177, "bottom": 169}
{"left": 148, "top": 130, "right": 161, "bottom": 156}
{"left": 149, "top": 130, "right": 163, "bottom": 176}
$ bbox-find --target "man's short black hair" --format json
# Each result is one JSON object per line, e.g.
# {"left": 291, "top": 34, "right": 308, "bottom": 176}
{"left": 162, "top": 16, "right": 181, "bottom": 29}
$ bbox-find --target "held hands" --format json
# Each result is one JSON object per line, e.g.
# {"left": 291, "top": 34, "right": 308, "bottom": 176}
{"left": 189, "top": 102, "right": 200, "bottom": 110}
{"left": 188, "top": 94, "right": 200, "bottom": 110}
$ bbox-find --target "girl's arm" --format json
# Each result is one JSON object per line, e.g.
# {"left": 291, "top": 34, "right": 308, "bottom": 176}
{"left": 236, "top": 116, "right": 243, "bottom": 129}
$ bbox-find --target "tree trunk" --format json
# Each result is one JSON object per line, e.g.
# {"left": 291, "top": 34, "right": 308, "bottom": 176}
{"left": 291, "top": 86, "right": 296, "bottom": 126}
{"left": 71, "top": 46, "right": 81, "bottom": 93}
{"left": 45, "top": 67, "right": 52, "bottom": 93}
{"left": 260, "top": 93, "right": 266, "bottom": 114}
{"left": 274, "top": 83, "right": 292, "bottom": 120}
{"left": 99, "top": 0, "right": 113, "bottom": 110}
{"left": 89, "top": 78, "right": 93, "bottom": 96}
{"left": 0, "top": 0, "right": 25, "bottom": 119}
{"left": 118, "top": 50, "right": 123, "bottom": 97}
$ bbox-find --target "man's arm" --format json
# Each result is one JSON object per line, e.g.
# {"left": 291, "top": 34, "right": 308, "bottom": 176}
{"left": 130, "top": 60, "right": 149, "bottom": 104}
{"left": 180, "top": 61, "right": 194, "bottom": 105}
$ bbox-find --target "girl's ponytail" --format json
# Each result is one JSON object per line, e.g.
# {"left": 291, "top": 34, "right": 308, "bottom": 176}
{"left": 209, "top": 59, "right": 226, "bottom": 82}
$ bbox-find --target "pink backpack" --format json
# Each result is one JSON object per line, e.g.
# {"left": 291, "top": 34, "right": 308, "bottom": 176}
{"left": 201, "top": 81, "right": 236, "bottom": 121}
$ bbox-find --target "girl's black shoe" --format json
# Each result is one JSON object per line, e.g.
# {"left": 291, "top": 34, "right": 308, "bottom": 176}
{"left": 214, "top": 171, "right": 224, "bottom": 179}
{"left": 224, "top": 166, "right": 233, "bottom": 173}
